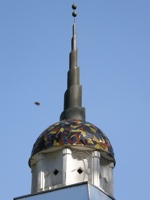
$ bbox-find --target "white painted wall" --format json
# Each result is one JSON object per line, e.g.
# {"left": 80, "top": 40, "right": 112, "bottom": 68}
{"left": 30, "top": 148, "right": 114, "bottom": 196}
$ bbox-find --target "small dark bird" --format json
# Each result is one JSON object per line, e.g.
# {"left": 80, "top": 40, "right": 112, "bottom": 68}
{"left": 34, "top": 102, "right": 40, "bottom": 106}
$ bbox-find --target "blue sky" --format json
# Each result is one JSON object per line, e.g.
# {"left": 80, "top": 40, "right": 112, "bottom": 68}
{"left": 0, "top": 1, "right": 150, "bottom": 199}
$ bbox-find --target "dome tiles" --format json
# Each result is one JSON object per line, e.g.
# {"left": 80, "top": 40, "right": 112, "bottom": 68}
{"left": 31, "top": 119, "right": 114, "bottom": 159}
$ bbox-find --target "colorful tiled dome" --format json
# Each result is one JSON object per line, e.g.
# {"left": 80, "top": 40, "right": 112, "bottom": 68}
{"left": 30, "top": 119, "right": 114, "bottom": 160}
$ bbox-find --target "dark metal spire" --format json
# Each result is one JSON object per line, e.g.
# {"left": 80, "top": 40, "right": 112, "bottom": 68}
{"left": 60, "top": 4, "right": 85, "bottom": 121}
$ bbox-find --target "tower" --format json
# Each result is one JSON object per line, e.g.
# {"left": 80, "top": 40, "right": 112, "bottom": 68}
{"left": 14, "top": 4, "right": 115, "bottom": 200}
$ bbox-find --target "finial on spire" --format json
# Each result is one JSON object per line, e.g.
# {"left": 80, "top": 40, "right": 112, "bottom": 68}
{"left": 60, "top": 4, "right": 85, "bottom": 121}
{"left": 72, "top": 4, "right": 77, "bottom": 19}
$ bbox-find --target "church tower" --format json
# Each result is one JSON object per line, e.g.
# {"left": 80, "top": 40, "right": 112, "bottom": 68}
{"left": 14, "top": 4, "right": 115, "bottom": 200}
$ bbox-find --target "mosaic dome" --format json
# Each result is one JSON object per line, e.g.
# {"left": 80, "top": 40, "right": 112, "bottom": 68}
{"left": 30, "top": 120, "right": 114, "bottom": 161}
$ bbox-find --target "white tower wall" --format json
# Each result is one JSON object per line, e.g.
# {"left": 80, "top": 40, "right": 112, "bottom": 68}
{"left": 31, "top": 148, "right": 114, "bottom": 197}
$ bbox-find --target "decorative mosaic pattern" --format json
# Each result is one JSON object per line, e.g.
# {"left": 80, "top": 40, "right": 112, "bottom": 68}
{"left": 31, "top": 120, "right": 114, "bottom": 157}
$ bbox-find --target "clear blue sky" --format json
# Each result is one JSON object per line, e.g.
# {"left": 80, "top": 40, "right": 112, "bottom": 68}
{"left": 0, "top": 1, "right": 150, "bottom": 199}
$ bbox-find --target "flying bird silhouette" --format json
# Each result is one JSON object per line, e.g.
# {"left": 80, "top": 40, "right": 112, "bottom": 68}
{"left": 34, "top": 102, "right": 40, "bottom": 106}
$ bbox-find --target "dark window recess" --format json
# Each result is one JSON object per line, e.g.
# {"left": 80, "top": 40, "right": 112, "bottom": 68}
{"left": 53, "top": 169, "right": 59, "bottom": 175}
{"left": 77, "top": 168, "right": 83, "bottom": 174}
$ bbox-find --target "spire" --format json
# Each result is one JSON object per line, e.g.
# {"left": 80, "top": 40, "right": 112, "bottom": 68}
{"left": 60, "top": 4, "right": 85, "bottom": 121}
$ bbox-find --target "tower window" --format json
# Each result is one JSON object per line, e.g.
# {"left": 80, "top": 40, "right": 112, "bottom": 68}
{"left": 53, "top": 169, "right": 59, "bottom": 175}
{"left": 77, "top": 168, "right": 83, "bottom": 174}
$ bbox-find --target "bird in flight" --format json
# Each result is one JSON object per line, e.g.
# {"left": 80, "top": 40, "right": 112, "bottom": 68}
{"left": 34, "top": 102, "right": 40, "bottom": 106}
